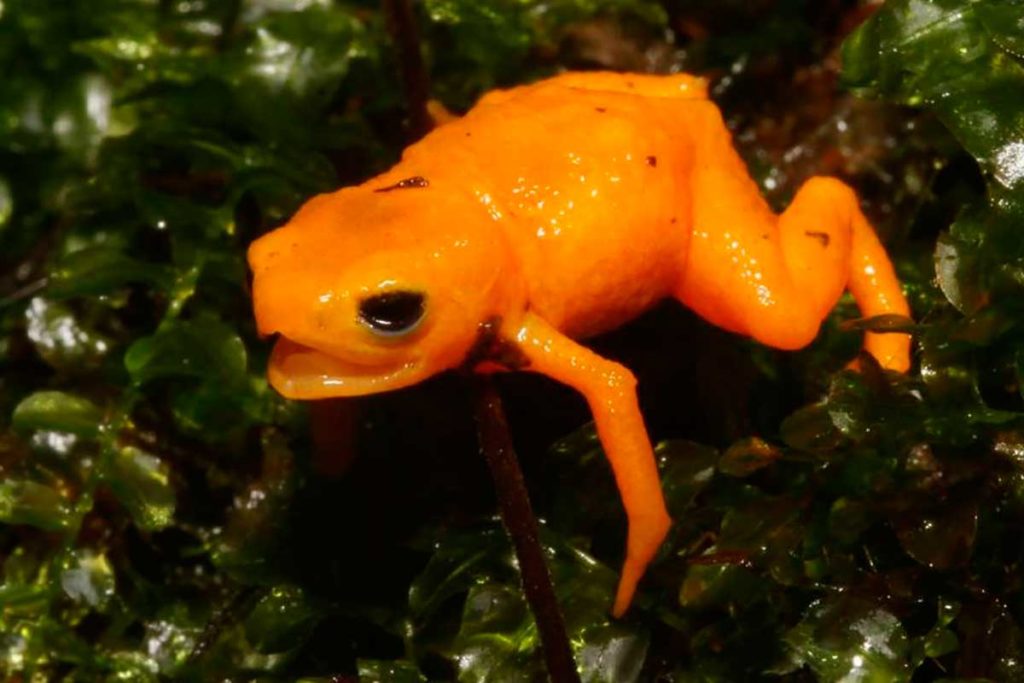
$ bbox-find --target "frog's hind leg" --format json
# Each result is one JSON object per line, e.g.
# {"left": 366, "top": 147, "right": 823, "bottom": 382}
{"left": 780, "top": 178, "right": 911, "bottom": 370}
{"left": 676, "top": 176, "right": 911, "bottom": 371}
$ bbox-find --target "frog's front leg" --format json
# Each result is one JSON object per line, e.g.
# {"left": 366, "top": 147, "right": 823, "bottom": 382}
{"left": 510, "top": 312, "right": 671, "bottom": 617}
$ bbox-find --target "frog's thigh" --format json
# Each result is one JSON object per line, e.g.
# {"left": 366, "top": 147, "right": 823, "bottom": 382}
{"left": 677, "top": 175, "right": 843, "bottom": 347}
{"left": 678, "top": 176, "right": 910, "bottom": 370}
{"left": 512, "top": 313, "right": 671, "bottom": 617}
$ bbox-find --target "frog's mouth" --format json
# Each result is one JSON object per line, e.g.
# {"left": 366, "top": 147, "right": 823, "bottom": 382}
{"left": 267, "top": 337, "right": 423, "bottom": 399}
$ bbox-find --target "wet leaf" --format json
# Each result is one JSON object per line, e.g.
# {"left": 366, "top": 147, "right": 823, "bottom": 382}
{"left": 140, "top": 618, "right": 200, "bottom": 677}
{"left": 410, "top": 524, "right": 646, "bottom": 683}
{"left": 47, "top": 246, "right": 174, "bottom": 299}
{"left": 408, "top": 525, "right": 513, "bottom": 626}
{"left": 976, "top": 2, "right": 1024, "bottom": 56}
{"left": 424, "top": 0, "right": 667, "bottom": 104}
{"left": 843, "top": 0, "right": 1024, "bottom": 185}
{"left": 955, "top": 599, "right": 1024, "bottom": 680}
{"left": 0, "top": 176, "right": 12, "bottom": 232}
{"left": 718, "top": 437, "right": 781, "bottom": 477}
{"left": 780, "top": 403, "right": 843, "bottom": 452}
{"left": 24, "top": 297, "right": 113, "bottom": 371}
{"left": 575, "top": 622, "right": 649, "bottom": 683}
{"left": 60, "top": 550, "right": 115, "bottom": 610}
{"left": 827, "top": 497, "right": 875, "bottom": 545}
{"left": 12, "top": 390, "right": 104, "bottom": 437}
{"left": 244, "top": 585, "right": 322, "bottom": 654}
{"left": 168, "top": 378, "right": 262, "bottom": 438}
{"left": 5, "top": 0, "right": 1024, "bottom": 679}
{"left": 0, "top": 583, "right": 50, "bottom": 612}
{"left": 124, "top": 316, "right": 246, "bottom": 386}
{"left": 356, "top": 660, "right": 427, "bottom": 683}
{"left": 0, "top": 479, "right": 73, "bottom": 532}
{"left": 891, "top": 498, "right": 979, "bottom": 569}
{"left": 234, "top": 6, "right": 375, "bottom": 112}
{"left": 935, "top": 227, "right": 987, "bottom": 315}
{"left": 101, "top": 652, "right": 161, "bottom": 682}
{"left": 451, "top": 583, "right": 539, "bottom": 682}
{"left": 920, "top": 626, "right": 958, "bottom": 661}
{"left": 211, "top": 433, "right": 296, "bottom": 582}
{"left": 784, "top": 597, "right": 913, "bottom": 683}
{"left": 679, "top": 563, "right": 762, "bottom": 610}
{"left": 657, "top": 439, "right": 718, "bottom": 515}
{"left": 103, "top": 445, "right": 175, "bottom": 531}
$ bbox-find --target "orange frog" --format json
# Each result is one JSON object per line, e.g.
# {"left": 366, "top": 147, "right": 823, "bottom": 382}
{"left": 248, "top": 72, "right": 912, "bottom": 617}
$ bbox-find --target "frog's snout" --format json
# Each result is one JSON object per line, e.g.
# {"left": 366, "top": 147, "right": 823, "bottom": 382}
{"left": 248, "top": 228, "right": 433, "bottom": 399}
{"left": 248, "top": 227, "right": 325, "bottom": 338}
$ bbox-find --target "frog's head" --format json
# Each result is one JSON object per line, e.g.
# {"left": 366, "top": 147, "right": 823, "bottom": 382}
{"left": 248, "top": 183, "right": 520, "bottom": 399}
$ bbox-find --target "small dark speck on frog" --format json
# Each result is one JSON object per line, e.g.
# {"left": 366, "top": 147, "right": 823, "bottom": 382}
{"left": 375, "top": 176, "right": 430, "bottom": 193}
{"left": 805, "top": 230, "right": 830, "bottom": 247}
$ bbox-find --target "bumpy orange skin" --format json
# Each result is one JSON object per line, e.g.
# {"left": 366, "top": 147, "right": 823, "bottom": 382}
{"left": 248, "top": 72, "right": 912, "bottom": 616}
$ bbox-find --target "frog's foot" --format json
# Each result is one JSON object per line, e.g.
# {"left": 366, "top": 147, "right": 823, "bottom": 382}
{"left": 614, "top": 511, "right": 672, "bottom": 618}
{"left": 510, "top": 312, "right": 671, "bottom": 617}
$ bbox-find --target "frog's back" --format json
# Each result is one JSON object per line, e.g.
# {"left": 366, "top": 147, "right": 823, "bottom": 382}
{"left": 395, "top": 72, "right": 712, "bottom": 337}
{"left": 475, "top": 71, "right": 709, "bottom": 106}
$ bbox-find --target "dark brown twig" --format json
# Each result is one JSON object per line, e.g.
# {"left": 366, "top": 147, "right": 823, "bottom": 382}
{"left": 381, "top": 0, "right": 433, "bottom": 142}
{"left": 380, "top": 4, "right": 576, "bottom": 675}
{"left": 188, "top": 586, "right": 258, "bottom": 663}
{"left": 472, "top": 378, "right": 581, "bottom": 683}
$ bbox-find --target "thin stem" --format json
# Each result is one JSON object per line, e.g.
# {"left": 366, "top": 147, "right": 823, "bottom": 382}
{"left": 379, "top": 3, "right": 576, "bottom": 676}
{"left": 472, "top": 378, "right": 581, "bottom": 683}
{"left": 381, "top": 0, "right": 432, "bottom": 142}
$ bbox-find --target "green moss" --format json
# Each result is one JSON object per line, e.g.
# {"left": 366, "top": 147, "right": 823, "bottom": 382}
{"left": 2, "top": 0, "right": 1023, "bottom": 680}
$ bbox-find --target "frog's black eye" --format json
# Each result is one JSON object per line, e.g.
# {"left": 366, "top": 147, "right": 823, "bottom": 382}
{"left": 358, "top": 291, "right": 426, "bottom": 337}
